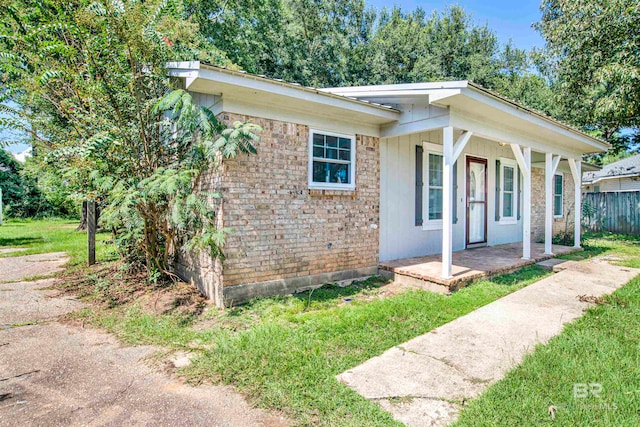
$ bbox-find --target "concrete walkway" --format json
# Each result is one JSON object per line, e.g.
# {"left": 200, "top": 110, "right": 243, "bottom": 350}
{"left": 0, "top": 253, "right": 286, "bottom": 426}
{"left": 338, "top": 258, "right": 640, "bottom": 427}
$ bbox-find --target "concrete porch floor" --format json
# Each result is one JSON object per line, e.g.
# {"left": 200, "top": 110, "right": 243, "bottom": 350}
{"left": 379, "top": 242, "right": 579, "bottom": 292}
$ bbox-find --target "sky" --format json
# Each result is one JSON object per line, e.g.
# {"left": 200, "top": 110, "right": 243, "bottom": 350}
{"left": 366, "top": 0, "right": 546, "bottom": 51}
{"left": 3, "top": 0, "right": 546, "bottom": 153}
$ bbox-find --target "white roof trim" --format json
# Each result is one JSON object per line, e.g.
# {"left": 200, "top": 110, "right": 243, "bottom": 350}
{"left": 323, "top": 81, "right": 609, "bottom": 152}
{"left": 167, "top": 61, "right": 401, "bottom": 121}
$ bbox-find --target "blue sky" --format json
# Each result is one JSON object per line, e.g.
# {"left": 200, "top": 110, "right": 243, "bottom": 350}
{"left": 366, "top": 0, "right": 545, "bottom": 51}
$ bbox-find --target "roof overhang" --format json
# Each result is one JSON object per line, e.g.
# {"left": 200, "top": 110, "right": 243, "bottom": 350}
{"left": 166, "top": 62, "right": 401, "bottom": 130}
{"left": 324, "top": 82, "right": 610, "bottom": 156}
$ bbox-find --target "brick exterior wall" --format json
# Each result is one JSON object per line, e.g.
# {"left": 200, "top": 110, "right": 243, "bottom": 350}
{"left": 178, "top": 112, "right": 381, "bottom": 304}
{"left": 220, "top": 113, "right": 380, "bottom": 288}
{"left": 531, "top": 168, "right": 576, "bottom": 243}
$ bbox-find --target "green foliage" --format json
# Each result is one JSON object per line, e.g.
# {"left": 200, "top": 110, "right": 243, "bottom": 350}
{"left": 0, "top": 148, "right": 73, "bottom": 217}
{"left": 536, "top": 0, "right": 640, "bottom": 151}
{"left": 189, "top": 2, "right": 557, "bottom": 115}
{"left": 0, "top": 1, "right": 260, "bottom": 278}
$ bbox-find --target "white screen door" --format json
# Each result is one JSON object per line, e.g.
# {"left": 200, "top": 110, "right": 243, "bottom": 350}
{"left": 466, "top": 157, "right": 487, "bottom": 245}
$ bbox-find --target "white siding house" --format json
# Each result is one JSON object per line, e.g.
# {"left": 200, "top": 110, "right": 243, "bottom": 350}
{"left": 583, "top": 154, "right": 640, "bottom": 193}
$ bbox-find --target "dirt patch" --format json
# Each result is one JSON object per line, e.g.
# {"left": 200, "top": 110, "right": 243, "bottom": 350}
{"left": 55, "top": 263, "right": 208, "bottom": 315}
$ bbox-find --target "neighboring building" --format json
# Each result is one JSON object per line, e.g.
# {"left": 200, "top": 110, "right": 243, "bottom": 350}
{"left": 168, "top": 62, "right": 609, "bottom": 307}
{"left": 583, "top": 154, "right": 640, "bottom": 193}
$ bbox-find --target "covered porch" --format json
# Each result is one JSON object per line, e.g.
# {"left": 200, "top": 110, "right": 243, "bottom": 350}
{"left": 327, "top": 81, "right": 608, "bottom": 281}
{"left": 379, "top": 242, "right": 579, "bottom": 292}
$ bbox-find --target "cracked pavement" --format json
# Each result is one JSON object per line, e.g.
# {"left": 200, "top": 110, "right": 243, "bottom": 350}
{"left": 338, "top": 259, "right": 640, "bottom": 427}
{"left": 0, "top": 252, "right": 286, "bottom": 426}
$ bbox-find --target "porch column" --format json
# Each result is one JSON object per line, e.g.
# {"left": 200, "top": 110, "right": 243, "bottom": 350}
{"left": 568, "top": 158, "right": 582, "bottom": 248}
{"left": 511, "top": 144, "right": 532, "bottom": 260}
{"left": 544, "top": 152, "right": 561, "bottom": 255}
{"left": 442, "top": 127, "right": 472, "bottom": 279}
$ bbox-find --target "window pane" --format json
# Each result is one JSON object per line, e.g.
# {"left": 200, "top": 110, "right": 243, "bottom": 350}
{"left": 313, "top": 133, "right": 325, "bottom": 146}
{"left": 428, "top": 153, "right": 443, "bottom": 186}
{"left": 313, "top": 146, "right": 324, "bottom": 157}
{"left": 503, "top": 166, "right": 514, "bottom": 192}
{"left": 554, "top": 195, "right": 562, "bottom": 216}
{"left": 338, "top": 138, "right": 351, "bottom": 149}
{"left": 326, "top": 148, "right": 338, "bottom": 160}
{"left": 429, "top": 188, "right": 443, "bottom": 220}
{"left": 326, "top": 135, "right": 338, "bottom": 148}
{"left": 328, "top": 162, "right": 350, "bottom": 184}
{"left": 503, "top": 192, "right": 513, "bottom": 217}
{"left": 339, "top": 149, "right": 350, "bottom": 161}
{"left": 313, "top": 161, "right": 329, "bottom": 183}
{"left": 554, "top": 175, "right": 563, "bottom": 195}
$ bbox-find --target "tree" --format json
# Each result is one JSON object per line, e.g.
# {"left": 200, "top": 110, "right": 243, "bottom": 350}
{"left": 0, "top": 148, "right": 61, "bottom": 218}
{"left": 0, "top": 0, "right": 260, "bottom": 278}
{"left": 535, "top": 0, "right": 640, "bottom": 150}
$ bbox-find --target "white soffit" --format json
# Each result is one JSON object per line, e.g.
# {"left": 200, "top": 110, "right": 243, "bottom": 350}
{"left": 167, "top": 62, "right": 400, "bottom": 126}
{"left": 325, "top": 81, "right": 610, "bottom": 155}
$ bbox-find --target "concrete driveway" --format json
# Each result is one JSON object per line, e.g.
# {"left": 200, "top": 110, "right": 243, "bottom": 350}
{"left": 338, "top": 258, "right": 640, "bottom": 427}
{"left": 0, "top": 252, "right": 285, "bottom": 426}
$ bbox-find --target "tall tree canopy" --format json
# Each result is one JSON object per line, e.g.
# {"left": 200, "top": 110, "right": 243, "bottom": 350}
{"left": 0, "top": 0, "right": 259, "bottom": 277}
{"left": 536, "top": 0, "right": 639, "bottom": 152}
{"left": 187, "top": 2, "right": 555, "bottom": 115}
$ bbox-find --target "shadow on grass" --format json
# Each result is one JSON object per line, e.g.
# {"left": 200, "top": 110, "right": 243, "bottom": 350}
{"left": 224, "top": 276, "right": 389, "bottom": 317}
{"left": 0, "top": 236, "right": 43, "bottom": 247}
{"left": 487, "top": 265, "right": 549, "bottom": 287}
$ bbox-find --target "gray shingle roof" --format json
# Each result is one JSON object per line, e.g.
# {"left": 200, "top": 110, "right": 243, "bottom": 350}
{"left": 583, "top": 154, "right": 640, "bottom": 183}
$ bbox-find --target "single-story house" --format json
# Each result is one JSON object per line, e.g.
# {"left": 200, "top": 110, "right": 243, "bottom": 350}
{"left": 168, "top": 62, "right": 609, "bottom": 307}
{"left": 583, "top": 154, "right": 640, "bottom": 193}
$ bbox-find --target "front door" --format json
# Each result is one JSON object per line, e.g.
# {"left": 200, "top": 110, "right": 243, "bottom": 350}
{"left": 466, "top": 156, "right": 487, "bottom": 246}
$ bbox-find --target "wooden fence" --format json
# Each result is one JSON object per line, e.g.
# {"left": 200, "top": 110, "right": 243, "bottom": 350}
{"left": 582, "top": 191, "right": 640, "bottom": 234}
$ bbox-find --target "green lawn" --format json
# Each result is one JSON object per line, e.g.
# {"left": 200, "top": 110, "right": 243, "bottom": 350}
{"left": 74, "top": 267, "right": 550, "bottom": 426}
{"left": 453, "top": 233, "right": 640, "bottom": 426}
{"left": 454, "top": 275, "right": 640, "bottom": 426}
{"left": 7, "top": 219, "right": 640, "bottom": 426}
{"left": 0, "top": 218, "right": 116, "bottom": 266}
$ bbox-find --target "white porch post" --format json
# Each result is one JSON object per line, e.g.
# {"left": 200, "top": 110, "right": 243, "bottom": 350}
{"left": 568, "top": 158, "right": 582, "bottom": 248}
{"left": 442, "top": 127, "right": 472, "bottom": 279}
{"left": 511, "top": 144, "right": 532, "bottom": 260}
{"left": 544, "top": 153, "right": 561, "bottom": 255}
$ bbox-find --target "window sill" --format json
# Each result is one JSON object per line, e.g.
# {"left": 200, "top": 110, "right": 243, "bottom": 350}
{"left": 308, "top": 184, "right": 355, "bottom": 191}
{"left": 422, "top": 221, "right": 443, "bottom": 231}
{"left": 498, "top": 219, "right": 517, "bottom": 225}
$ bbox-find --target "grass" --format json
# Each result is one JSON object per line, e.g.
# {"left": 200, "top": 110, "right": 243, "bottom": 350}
{"left": 451, "top": 233, "right": 640, "bottom": 426}
{"left": 11, "top": 219, "right": 639, "bottom": 425}
{"left": 556, "top": 231, "right": 640, "bottom": 268}
{"left": 0, "top": 218, "right": 116, "bottom": 266}
{"left": 454, "top": 275, "right": 640, "bottom": 426}
{"left": 72, "top": 266, "right": 550, "bottom": 426}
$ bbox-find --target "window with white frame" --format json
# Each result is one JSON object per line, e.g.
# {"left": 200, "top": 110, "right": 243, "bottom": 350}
{"left": 427, "top": 152, "right": 444, "bottom": 221}
{"left": 499, "top": 158, "right": 518, "bottom": 223}
{"left": 309, "top": 130, "right": 355, "bottom": 189}
{"left": 554, "top": 174, "right": 563, "bottom": 217}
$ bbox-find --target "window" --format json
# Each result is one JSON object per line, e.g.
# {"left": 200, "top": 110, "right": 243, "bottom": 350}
{"left": 309, "top": 130, "right": 355, "bottom": 190}
{"left": 427, "top": 153, "right": 444, "bottom": 221}
{"left": 554, "top": 174, "right": 563, "bottom": 217}
{"left": 499, "top": 158, "right": 518, "bottom": 224}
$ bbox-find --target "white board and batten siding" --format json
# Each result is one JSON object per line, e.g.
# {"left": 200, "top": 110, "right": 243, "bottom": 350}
{"left": 380, "top": 132, "right": 523, "bottom": 262}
